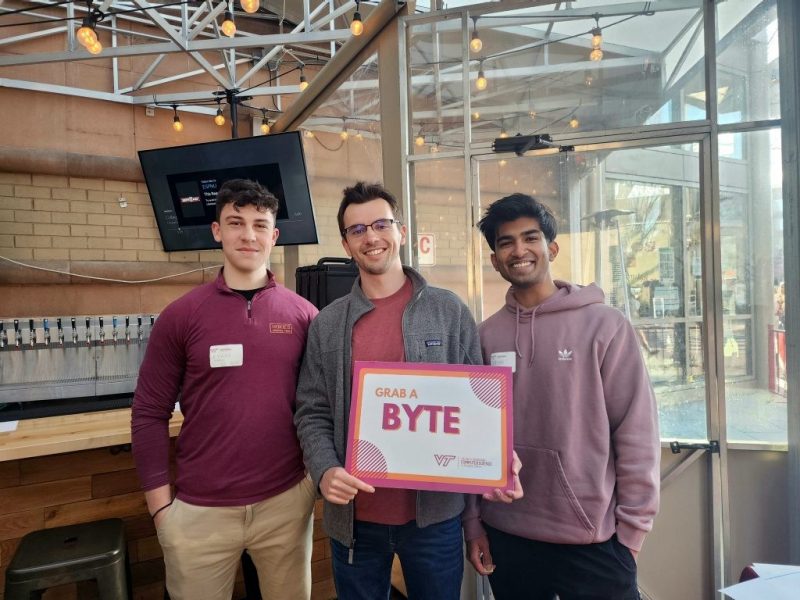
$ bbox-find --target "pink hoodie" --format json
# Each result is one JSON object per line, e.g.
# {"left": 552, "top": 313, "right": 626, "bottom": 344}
{"left": 463, "top": 281, "right": 659, "bottom": 552}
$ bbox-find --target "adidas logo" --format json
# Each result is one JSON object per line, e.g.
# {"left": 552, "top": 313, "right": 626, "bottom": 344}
{"left": 558, "top": 349, "right": 573, "bottom": 361}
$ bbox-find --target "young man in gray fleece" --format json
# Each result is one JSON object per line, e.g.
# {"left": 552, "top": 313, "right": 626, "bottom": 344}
{"left": 294, "top": 182, "right": 519, "bottom": 599}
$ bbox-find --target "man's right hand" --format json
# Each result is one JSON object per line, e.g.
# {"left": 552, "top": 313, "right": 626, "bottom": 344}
{"left": 320, "top": 467, "right": 375, "bottom": 504}
{"left": 467, "top": 535, "right": 495, "bottom": 576}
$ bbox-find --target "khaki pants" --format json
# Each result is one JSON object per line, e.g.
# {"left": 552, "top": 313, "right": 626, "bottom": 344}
{"left": 156, "top": 476, "right": 316, "bottom": 600}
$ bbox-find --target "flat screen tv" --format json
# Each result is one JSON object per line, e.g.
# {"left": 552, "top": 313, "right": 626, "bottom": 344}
{"left": 138, "top": 132, "right": 318, "bottom": 251}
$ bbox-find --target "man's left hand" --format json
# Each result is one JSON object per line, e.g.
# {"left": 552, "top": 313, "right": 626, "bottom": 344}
{"left": 482, "top": 450, "right": 523, "bottom": 503}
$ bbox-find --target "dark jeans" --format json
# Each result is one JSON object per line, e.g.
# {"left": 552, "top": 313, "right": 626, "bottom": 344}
{"left": 330, "top": 517, "right": 463, "bottom": 600}
{"left": 485, "top": 524, "right": 640, "bottom": 600}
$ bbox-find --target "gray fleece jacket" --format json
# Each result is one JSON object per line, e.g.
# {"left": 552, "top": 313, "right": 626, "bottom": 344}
{"left": 294, "top": 266, "right": 482, "bottom": 546}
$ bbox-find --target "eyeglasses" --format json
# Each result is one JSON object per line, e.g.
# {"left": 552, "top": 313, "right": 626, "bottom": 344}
{"left": 341, "top": 218, "right": 401, "bottom": 238}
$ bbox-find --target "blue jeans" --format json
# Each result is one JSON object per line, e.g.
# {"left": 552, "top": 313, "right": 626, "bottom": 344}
{"left": 330, "top": 517, "right": 463, "bottom": 600}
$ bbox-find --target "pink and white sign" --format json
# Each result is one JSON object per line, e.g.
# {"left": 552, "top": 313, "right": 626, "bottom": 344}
{"left": 345, "top": 361, "right": 514, "bottom": 494}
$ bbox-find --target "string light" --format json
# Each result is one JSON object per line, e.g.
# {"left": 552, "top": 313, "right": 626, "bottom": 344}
{"left": 472, "top": 111, "right": 480, "bottom": 121}
{"left": 590, "top": 15, "right": 603, "bottom": 62}
{"left": 260, "top": 114, "right": 270, "bottom": 134}
{"left": 414, "top": 132, "right": 425, "bottom": 147}
{"left": 529, "top": 110, "right": 537, "bottom": 120}
{"left": 299, "top": 67, "right": 309, "bottom": 91}
{"left": 499, "top": 126, "right": 509, "bottom": 138}
{"left": 76, "top": 16, "right": 98, "bottom": 48}
{"left": 569, "top": 117, "right": 580, "bottom": 129}
{"left": 355, "top": 132, "right": 364, "bottom": 141}
{"left": 86, "top": 39, "right": 103, "bottom": 54}
{"left": 172, "top": 105, "right": 183, "bottom": 132}
{"left": 303, "top": 129, "right": 314, "bottom": 138}
{"left": 350, "top": 0, "right": 364, "bottom": 36}
{"left": 221, "top": 11, "right": 236, "bottom": 37}
{"left": 340, "top": 129, "right": 349, "bottom": 141}
{"left": 470, "top": 17, "right": 482, "bottom": 53}
{"left": 241, "top": 0, "right": 259, "bottom": 14}
{"left": 431, "top": 142, "right": 440, "bottom": 153}
{"left": 475, "top": 62, "right": 488, "bottom": 91}
{"left": 214, "top": 103, "right": 225, "bottom": 126}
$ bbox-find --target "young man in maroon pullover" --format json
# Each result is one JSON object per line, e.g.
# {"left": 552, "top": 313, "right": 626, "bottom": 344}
{"left": 131, "top": 179, "right": 318, "bottom": 600}
{"left": 464, "top": 193, "right": 660, "bottom": 600}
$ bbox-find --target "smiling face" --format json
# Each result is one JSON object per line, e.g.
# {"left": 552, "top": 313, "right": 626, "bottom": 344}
{"left": 490, "top": 216, "right": 558, "bottom": 290}
{"left": 341, "top": 198, "right": 406, "bottom": 277}
{"left": 211, "top": 203, "right": 278, "bottom": 283}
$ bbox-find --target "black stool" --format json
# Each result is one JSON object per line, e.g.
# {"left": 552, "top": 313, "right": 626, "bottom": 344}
{"left": 4, "top": 518, "right": 129, "bottom": 600}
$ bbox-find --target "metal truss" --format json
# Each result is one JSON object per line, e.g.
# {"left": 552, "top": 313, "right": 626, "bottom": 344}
{"left": 0, "top": 0, "right": 360, "bottom": 107}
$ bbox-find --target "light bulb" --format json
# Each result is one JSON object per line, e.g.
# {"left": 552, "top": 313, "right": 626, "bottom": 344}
{"left": 214, "top": 108, "right": 225, "bottom": 126}
{"left": 303, "top": 130, "right": 314, "bottom": 138}
{"left": 77, "top": 19, "right": 97, "bottom": 48}
{"left": 173, "top": 115, "right": 183, "bottom": 132}
{"left": 340, "top": 130, "right": 349, "bottom": 141}
{"left": 475, "top": 69, "right": 487, "bottom": 91}
{"left": 529, "top": 111, "right": 536, "bottom": 120}
{"left": 414, "top": 135, "right": 425, "bottom": 147}
{"left": 470, "top": 31, "right": 482, "bottom": 53}
{"left": 585, "top": 74, "right": 594, "bottom": 87}
{"left": 299, "top": 74, "right": 309, "bottom": 91}
{"left": 241, "top": 0, "right": 259, "bottom": 13}
{"left": 569, "top": 117, "right": 580, "bottom": 129}
{"left": 591, "top": 27, "right": 603, "bottom": 48}
{"left": 355, "top": 132, "right": 363, "bottom": 140}
{"left": 221, "top": 11, "right": 236, "bottom": 37}
{"left": 499, "top": 159, "right": 507, "bottom": 167}
{"left": 590, "top": 47, "right": 603, "bottom": 62}
{"left": 499, "top": 129, "right": 509, "bottom": 139}
{"left": 431, "top": 143, "right": 439, "bottom": 153}
{"left": 86, "top": 39, "right": 102, "bottom": 54}
{"left": 472, "top": 111, "right": 480, "bottom": 121}
{"left": 350, "top": 13, "right": 364, "bottom": 36}
{"left": 260, "top": 119, "right": 270, "bottom": 134}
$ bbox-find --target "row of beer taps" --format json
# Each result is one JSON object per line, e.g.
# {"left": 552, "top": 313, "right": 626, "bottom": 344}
{"left": 0, "top": 316, "right": 155, "bottom": 349}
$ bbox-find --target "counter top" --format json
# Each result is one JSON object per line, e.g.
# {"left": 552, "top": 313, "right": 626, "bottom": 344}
{"left": 0, "top": 409, "right": 183, "bottom": 462}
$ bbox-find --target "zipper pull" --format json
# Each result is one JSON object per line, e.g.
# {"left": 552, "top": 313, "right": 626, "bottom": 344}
{"left": 348, "top": 539, "right": 355, "bottom": 565}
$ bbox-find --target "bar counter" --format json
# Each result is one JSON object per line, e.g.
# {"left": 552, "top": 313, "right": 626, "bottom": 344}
{"left": 0, "top": 409, "right": 183, "bottom": 462}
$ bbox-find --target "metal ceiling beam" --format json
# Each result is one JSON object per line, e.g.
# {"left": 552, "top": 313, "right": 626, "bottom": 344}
{"left": 0, "top": 29, "right": 352, "bottom": 66}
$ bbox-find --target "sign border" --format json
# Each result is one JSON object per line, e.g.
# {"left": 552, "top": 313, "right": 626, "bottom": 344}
{"left": 345, "top": 360, "right": 514, "bottom": 494}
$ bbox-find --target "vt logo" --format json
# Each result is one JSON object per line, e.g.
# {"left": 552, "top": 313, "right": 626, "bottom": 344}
{"left": 434, "top": 454, "right": 456, "bottom": 467}
{"left": 558, "top": 349, "right": 573, "bottom": 361}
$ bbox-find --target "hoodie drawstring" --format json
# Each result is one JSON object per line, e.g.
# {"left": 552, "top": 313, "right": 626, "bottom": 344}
{"left": 514, "top": 302, "right": 538, "bottom": 367}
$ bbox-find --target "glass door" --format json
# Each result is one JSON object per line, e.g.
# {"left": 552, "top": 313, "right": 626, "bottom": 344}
{"left": 472, "top": 137, "right": 725, "bottom": 600}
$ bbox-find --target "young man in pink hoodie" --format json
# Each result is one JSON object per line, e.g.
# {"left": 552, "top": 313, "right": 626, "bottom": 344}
{"left": 463, "top": 193, "right": 660, "bottom": 600}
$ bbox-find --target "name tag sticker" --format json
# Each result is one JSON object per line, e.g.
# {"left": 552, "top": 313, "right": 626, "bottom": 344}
{"left": 490, "top": 351, "right": 516, "bottom": 373}
{"left": 210, "top": 344, "right": 243, "bottom": 368}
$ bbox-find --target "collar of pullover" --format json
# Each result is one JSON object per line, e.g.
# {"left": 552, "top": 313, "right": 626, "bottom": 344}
{"left": 214, "top": 268, "right": 276, "bottom": 298}
{"left": 503, "top": 281, "right": 605, "bottom": 366}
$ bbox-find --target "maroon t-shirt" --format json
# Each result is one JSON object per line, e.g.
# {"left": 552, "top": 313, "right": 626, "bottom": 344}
{"left": 352, "top": 277, "right": 417, "bottom": 525}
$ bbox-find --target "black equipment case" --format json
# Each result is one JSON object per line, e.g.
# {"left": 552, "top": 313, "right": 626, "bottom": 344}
{"left": 295, "top": 257, "right": 359, "bottom": 309}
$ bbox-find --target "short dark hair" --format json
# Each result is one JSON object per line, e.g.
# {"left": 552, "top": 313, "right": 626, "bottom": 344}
{"left": 215, "top": 179, "right": 279, "bottom": 221}
{"left": 337, "top": 182, "right": 401, "bottom": 236}
{"left": 478, "top": 193, "right": 557, "bottom": 251}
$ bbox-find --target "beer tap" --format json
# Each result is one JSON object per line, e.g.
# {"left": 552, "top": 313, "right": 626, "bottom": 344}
{"left": 28, "top": 319, "right": 35, "bottom": 348}
{"left": 85, "top": 317, "right": 92, "bottom": 346}
{"left": 71, "top": 317, "right": 78, "bottom": 345}
{"left": 99, "top": 317, "right": 105, "bottom": 345}
{"left": 57, "top": 318, "right": 64, "bottom": 346}
{"left": 0, "top": 321, "right": 6, "bottom": 349}
{"left": 125, "top": 316, "right": 131, "bottom": 343}
{"left": 43, "top": 318, "right": 50, "bottom": 346}
{"left": 112, "top": 316, "right": 118, "bottom": 345}
{"left": 14, "top": 320, "right": 21, "bottom": 348}
{"left": 137, "top": 316, "right": 143, "bottom": 343}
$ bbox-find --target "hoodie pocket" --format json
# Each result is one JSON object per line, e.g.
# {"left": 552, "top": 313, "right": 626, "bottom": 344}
{"left": 504, "top": 445, "right": 596, "bottom": 544}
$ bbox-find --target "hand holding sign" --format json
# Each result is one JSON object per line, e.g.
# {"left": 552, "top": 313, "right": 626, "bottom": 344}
{"left": 482, "top": 450, "right": 523, "bottom": 503}
{"left": 320, "top": 466, "right": 375, "bottom": 504}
